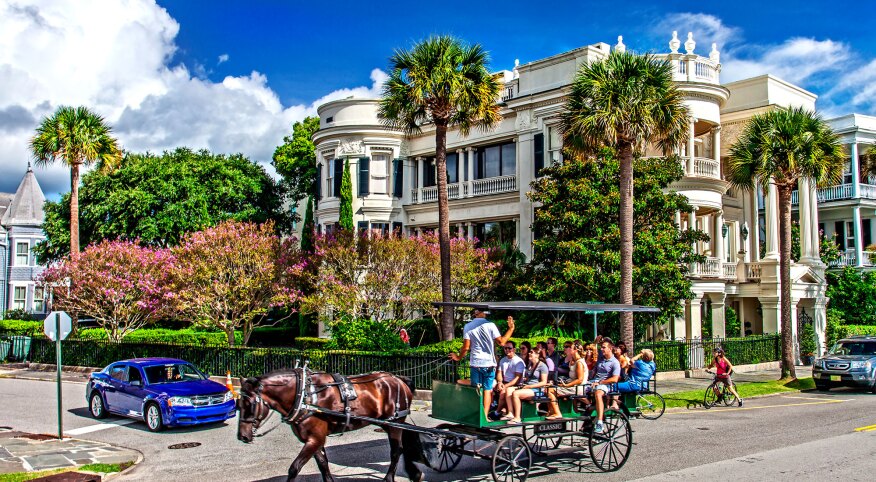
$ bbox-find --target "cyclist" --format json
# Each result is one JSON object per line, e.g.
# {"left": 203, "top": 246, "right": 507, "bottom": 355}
{"left": 707, "top": 348, "right": 743, "bottom": 407}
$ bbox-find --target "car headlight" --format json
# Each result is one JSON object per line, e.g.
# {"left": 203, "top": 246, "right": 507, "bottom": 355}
{"left": 850, "top": 361, "right": 866, "bottom": 370}
{"left": 813, "top": 359, "right": 823, "bottom": 369}
{"left": 168, "top": 396, "right": 193, "bottom": 407}
{"left": 223, "top": 391, "right": 234, "bottom": 403}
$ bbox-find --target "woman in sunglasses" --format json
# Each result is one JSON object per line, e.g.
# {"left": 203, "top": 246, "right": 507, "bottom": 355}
{"left": 707, "top": 348, "right": 743, "bottom": 407}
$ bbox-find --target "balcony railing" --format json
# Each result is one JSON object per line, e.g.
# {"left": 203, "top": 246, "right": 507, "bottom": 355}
{"left": 654, "top": 54, "right": 720, "bottom": 84}
{"left": 692, "top": 257, "right": 721, "bottom": 277}
{"left": 830, "top": 250, "right": 875, "bottom": 268}
{"left": 501, "top": 79, "right": 518, "bottom": 101}
{"left": 722, "top": 263, "right": 737, "bottom": 279}
{"left": 410, "top": 175, "right": 517, "bottom": 204}
{"left": 746, "top": 263, "right": 763, "bottom": 281}
{"left": 788, "top": 183, "right": 876, "bottom": 205}
{"left": 692, "top": 157, "right": 720, "bottom": 179}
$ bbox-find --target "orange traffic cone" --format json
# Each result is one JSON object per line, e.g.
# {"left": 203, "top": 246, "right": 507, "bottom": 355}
{"left": 226, "top": 370, "right": 236, "bottom": 396}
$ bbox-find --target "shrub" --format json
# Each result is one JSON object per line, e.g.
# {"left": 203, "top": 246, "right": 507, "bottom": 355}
{"left": 75, "top": 328, "right": 236, "bottom": 346}
{"left": 825, "top": 309, "right": 846, "bottom": 348}
{"left": 294, "top": 337, "right": 331, "bottom": 350}
{"left": 800, "top": 323, "right": 817, "bottom": 355}
{"left": 840, "top": 325, "right": 876, "bottom": 337}
{"left": 826, "top": 267, "right": 876, "bottom": 325}
{"left": 327, "top": 317, "right": 407, "bottom": 352}
{"left": 3, "top": 309, "right": 35, "bottom": 321}
{"left": 0, "top": 320, "right": 43, "bottom": 336}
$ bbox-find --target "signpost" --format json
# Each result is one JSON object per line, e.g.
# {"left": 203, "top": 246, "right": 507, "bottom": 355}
{"left": 584, "top": 301, "right": 604, "bottom": 340}
{"left": 44, "top": 311, "right": 72, "bottom": 440}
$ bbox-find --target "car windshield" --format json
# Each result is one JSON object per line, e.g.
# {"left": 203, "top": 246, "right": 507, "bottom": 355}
{"left": 829, "top": 342, "right": 876, "bottom": 356}
{"left": 143, "top": 363, "right": 205, "bottom": 384}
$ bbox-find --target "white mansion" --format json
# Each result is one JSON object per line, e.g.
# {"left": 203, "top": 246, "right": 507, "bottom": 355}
{"left": 312, "top": 32, "right": 874, "bottom": 356}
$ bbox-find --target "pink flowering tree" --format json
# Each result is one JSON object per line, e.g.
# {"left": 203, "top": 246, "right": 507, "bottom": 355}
{"left": 40, "top": 240, "right": 175, "bottom": 341}
{"left": 171, "top": 220, "right": 303, "bottom": 346}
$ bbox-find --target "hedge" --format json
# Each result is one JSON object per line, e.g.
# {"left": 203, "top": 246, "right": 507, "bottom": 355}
{"left": 0, "top": 320, "right": 42, "bottom": 336}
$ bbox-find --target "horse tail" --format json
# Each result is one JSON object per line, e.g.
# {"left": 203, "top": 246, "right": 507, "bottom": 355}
{"left": 402, "top": 427, "right": 427, "bottom": 465}
{"left": 397, "top": 375, "right": 416, "bottom": 397}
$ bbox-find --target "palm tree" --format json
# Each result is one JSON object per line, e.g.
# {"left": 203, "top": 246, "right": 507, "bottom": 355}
{"left": 561, "top": 51, "right": 689, "bottom": 352}
{"left": 727, "top": 107, "right": 843, "bottom": 379}
{"left": 30, "top": 106, "right": 122, "bottom": 256}
{"left": 379, "top": 36, "right": 502, "bottom": 340}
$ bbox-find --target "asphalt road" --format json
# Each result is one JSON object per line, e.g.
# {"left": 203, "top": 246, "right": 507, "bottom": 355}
{"left": 1, "top": 375, "right": 875, "bottom": 481}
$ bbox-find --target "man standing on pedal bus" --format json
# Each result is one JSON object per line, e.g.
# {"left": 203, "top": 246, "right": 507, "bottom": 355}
{"left": 587, "top": 340, "right": 622, "bottom": 433}
{"left": 707, "top": 348, "right": 743, "bottom": 407}
{"left": 449, "top": 308, "right": 515, "bottom": 417}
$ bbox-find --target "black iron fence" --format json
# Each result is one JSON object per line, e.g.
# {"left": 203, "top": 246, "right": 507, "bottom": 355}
{"left": 2, "top": 334, "right": 465, "bottom": 390}
{"left": 639, "top": 335, "right": 781, "bottom": 372}
{"left": 2, "top": 332, "right": 780, "bottom": 387}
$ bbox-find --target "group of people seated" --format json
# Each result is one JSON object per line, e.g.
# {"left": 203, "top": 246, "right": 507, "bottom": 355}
{"left": 489, "top": 336, "right": 656, "bottom": 433}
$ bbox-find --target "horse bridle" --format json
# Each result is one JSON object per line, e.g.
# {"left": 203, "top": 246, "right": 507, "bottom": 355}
{"left": 238, "top": 367, "right": 311, "bottom": 436}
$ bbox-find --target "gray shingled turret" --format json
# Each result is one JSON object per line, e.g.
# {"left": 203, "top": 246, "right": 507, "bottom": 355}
{"left": 0, "top": 162, "right": 46, "bottom": 228}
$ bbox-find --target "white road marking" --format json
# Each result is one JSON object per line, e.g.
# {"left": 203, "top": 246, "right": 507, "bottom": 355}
{"left": 65, "top": 419, "right": 139, "bottom": 435}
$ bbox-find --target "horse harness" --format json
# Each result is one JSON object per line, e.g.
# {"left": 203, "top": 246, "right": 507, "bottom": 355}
{"left": 242, "top": 367, "right": 411, "bottom": 437}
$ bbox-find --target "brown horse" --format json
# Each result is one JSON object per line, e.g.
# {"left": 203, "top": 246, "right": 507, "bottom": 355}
{"left": 236, "top": 368, "right": 424, "bottom": 482}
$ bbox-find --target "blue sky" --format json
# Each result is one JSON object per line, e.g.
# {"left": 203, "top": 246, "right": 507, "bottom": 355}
{"left": 1, "top": 0, "right": 874, "bottom": 197}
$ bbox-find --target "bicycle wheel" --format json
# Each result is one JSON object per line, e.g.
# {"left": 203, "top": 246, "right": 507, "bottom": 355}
{"left": 703, "top": 382, "right": 719, "bottom": 409}
{"left": 637, "top": 392, "right": 665, "bottom": 420}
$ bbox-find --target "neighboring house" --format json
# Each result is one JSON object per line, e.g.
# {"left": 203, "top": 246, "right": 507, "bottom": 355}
{"left": 0, "top": 163, "right": 48, "bottom": 318}
{"left": 312, "top": 32, "right": 837, "bottom": 357}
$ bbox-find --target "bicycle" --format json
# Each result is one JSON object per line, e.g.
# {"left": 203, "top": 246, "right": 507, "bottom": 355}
{"left": 633, "top": 388, "right": 665, "bottom": 420}
{"left": 703, "top": 370, "right": 738, "bottom": 409}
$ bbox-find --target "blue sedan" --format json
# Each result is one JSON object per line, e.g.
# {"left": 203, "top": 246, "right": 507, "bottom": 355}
{"left": 86, "top": 357, "right": 236, "bottom": 432}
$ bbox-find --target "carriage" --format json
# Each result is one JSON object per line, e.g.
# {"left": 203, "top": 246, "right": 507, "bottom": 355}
{"left": 409, "top": 301, "right": 660, "bottom": 481}
{"left": 235, "top": 301, "right": 661, "bottom": 482}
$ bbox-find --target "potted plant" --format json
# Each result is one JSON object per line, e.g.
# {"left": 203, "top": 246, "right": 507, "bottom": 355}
{"left": 800, "top": 323, "right": 817, "bottom": 365}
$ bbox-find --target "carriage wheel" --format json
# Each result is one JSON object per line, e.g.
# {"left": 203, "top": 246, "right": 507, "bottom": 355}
{"left": 522, "top": 424, "right": 562, "bottom": 454}
{"left": 491, "top": 435, "right": 531, "bottom": 482}
{"left": 420, "top": 432, "right": 463, "bottom": 473}
{"left": 637, "top": 392, "right": 666, "bottom": 420}
{"left": 588, "top": 411, "right": 632, "bottom": 472}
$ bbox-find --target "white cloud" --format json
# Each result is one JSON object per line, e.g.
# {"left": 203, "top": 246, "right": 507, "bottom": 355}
{"left": 218, "top": 53, "right": 229, "bottom": 65}
{"left": 721, "top": 38, "right": 850, "bottom": 85}
{"left": 0, "top": 0, "right": 386, "bottom": 198}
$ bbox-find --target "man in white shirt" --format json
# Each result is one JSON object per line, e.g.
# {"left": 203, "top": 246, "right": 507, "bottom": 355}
{"left": 449, "top": 308, "right": 515, "bottom": 417}
{"left": 494, "top": 340, "right": 525, "bottom": 417}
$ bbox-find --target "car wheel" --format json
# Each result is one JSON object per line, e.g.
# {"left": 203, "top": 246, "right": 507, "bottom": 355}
{"left": 815, "top": 382, "right": 830, "bottom": 392}
{"left": 145, "top": 403, "right": 165, "bottom": 432}
{"left": 89, "top": 392, "right": 107, "bottom": 419}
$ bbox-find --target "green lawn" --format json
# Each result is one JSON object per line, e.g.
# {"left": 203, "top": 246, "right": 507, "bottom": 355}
{"left": 659, "top": 377, "right": 816, "bottom": 409}
{"left": 0, "top": 462, "right": 130, "bottom": 481}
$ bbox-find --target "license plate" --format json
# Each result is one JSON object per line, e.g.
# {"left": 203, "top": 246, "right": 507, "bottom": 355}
{"left": 830, "top": 375, "right": 841, "bottom": 382}
{"left": 535, "top": 421, "right": 565, "bottom": 433}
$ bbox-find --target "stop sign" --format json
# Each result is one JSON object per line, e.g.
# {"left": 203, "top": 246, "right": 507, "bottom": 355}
{"left": 44, "top": 311, "right": 72, "bottom": 341}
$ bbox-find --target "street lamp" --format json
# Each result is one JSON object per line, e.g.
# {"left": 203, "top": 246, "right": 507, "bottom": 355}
{"left": 722, "top": 224, "right": 728, "bottom": 238}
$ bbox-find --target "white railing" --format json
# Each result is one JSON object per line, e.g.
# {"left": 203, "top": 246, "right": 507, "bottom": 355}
{"left": 693, "top": 257, "right": 721, "bottom": 277}
{"left": 722, "top": 263, "right": 737, "bottom": 279}
{"left": 692, "top": 157, "right": 720, "bottom": 179}
{"left": 830, "top": 250, "right": 876, "bottom": 268}
{"left": 655, "top": 54, "right": 720, "bottom": 84}
{"left": 501, "top": 79, "right": 518, "bottom": 101}
{"left": 694, "top": 61, "right": 715, "bottom": 80}
{"left": 471, "top": 175, "right": 517, "bottom": 196}
{"left": 819, "top": 184, "right": 853, "bottom": 202}
{"left": 860, "top": 184, "right": 876, "bottom": 199}
{"left": 410, "top": 177, "right": 516, "bottom": 204}
{"left": 746, "top": 263, "right": 762, "bottom": 280}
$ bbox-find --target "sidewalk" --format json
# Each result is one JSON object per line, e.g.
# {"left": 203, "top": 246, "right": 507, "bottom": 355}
{"left": 0, "top": 428, "right": 141, "bottom": 476}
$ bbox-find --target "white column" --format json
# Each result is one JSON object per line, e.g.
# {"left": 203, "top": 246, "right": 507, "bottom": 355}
{"left": 814, "top": 297, "right": 828, "bottom": 356}
{"left": 854, "top": 206, "right": 864, "bottom": 267}
{"left": 466, "top": 147, "right": 475, "bottom": 197}
{"left": 416, "top": 157, "right": 424, "bottom": 205}
{"left": 687, "top": 118, "right": 696, "bottom": 175}
{"left": 689, "top": 209, "right": 698, "bottom": 274}
{"left": 789, "top": 299, "right": 800, "bottom": 364}
{"left": 764, "top": 180, "right": 780, "bottom": 260}
{"left": 751, "top": 184, "right": 761, "bottom": 261}
{"left": 675, "top": 211, "right": 682, "bottom": 230}
{"left": 687, "top": 295, "right": 703, "bottom": 339}
{"left": 798, "top": 177, "right": 815, "bottom": 264}
{"left": 711, "top": 293, "right": 726, "bottom": 339}
{"left": 457, "top": 148, "right": 464, "bottom": 182}
{"left": 712, "top": 125, "right": 722, "bottom": 164}
{"left": 672, "top": 300, "right": 686, "bottom": 340}
{"left": 761, "top": 297, "right": 780, "bottom": 334}
{"left": 466, "top": 222, "right": 474, "bottom": 239}
{"left": 809, "top": 178, "right": 821, "bottom": 260}
{"left": 715, "top": 211, "right": 725, "bottom": 262}
{"left": 851, "top": 142, "right": 860, "bottom": 198}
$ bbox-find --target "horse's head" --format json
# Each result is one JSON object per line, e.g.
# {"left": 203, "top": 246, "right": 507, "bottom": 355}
{"left": 236, "top": 377, "right": 271, "bottom": 444}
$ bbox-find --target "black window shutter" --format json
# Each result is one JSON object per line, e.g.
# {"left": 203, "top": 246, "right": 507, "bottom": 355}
{"left": 333, "top": 158, "right": 343, "bottom": 196}
{"left": 835, "top": 221, "right": 846, "bottom": 250}
{"left": 392, "top": 159, "right": 403, "bottom": 198}
{"left": 358, "top": 157, "right": 370, "bottom": 197}
{"left": 864, "top": 219, "right": 872, "bottom": 248}
{"left": 534, "top": 133, "right": 544, "bottom": 176}
{"left": 315, "top": 163, "right": 322, "bottom": 200}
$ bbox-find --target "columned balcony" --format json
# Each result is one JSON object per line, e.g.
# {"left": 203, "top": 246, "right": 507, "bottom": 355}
{"left": 409, "top": 175, "right": 518, "bottom": 204}
{"left": 691, "top": 157, "right": 721, "bottom": 179}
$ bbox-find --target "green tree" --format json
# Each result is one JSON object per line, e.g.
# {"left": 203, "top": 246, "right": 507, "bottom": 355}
{"left": 301, "top": 195, "right": 315, "bottom": 253}
{"left": 520, "top": 150, "right": 706, "bottom": 337}
{"left": 272, "top": 116, "right": 320, "bottom": 222}
{"left": 826, "top": 267, "right": 876, "bottom": 326}
{"left": 30, "top": 106, "right": 122, "bottom": 255}
{"left": 35, "top": 148, "right": 287, "bottom": 262}
{"left": 561, "top": 51, "right": 689, "bottom": 351}
{"left": 338, "top": 159, "right": 354, "bottom": 231}
{"left": 379, "top": 35, "right": 502, "bottom": 340}
{"left": 727, "top": 107, "right": 844, "bottom": 379}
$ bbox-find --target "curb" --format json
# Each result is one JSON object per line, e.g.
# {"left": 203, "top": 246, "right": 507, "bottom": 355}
{"left": 103, "top": 445, "right": 145, "bottom": 481}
